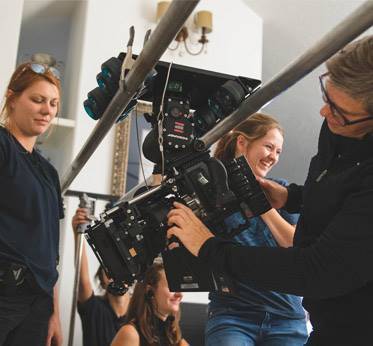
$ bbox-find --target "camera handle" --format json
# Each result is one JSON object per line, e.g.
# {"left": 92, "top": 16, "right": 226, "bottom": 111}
{"left": 68, "top": 193, "right": 94, "bottom": 346}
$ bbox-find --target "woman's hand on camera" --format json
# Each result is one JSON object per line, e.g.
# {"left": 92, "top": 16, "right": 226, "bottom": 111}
{"left": 167, "top": 202, "right": 214, "bottom": 257}
{"left": 257, "top": 178, "right": 288, "bottom": 209}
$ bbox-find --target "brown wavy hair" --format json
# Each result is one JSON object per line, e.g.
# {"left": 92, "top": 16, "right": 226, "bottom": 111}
{"left": 0, "top": 62, "right": 61, "bottom": 127}
{"left": 214, "top": 113, "right": 283, "bottom": 162}
{"left": 94, "top": 264, "right": 106, "bottom": 291}
{"left": 124, "top": 262, "right": 182, "bottom": 345}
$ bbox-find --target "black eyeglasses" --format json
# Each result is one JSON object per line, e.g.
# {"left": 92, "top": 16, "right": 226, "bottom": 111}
{"left": 319, "top": 73, "right": 373, "bottom": 126}
{"left": 15, "top": 63, "right": 61, "bottom": 82}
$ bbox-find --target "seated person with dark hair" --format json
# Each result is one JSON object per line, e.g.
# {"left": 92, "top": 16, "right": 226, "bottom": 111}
{"left": 72, "top": 208, "right": 131, "bottom": 346}
{"left": 111, "top": 261, "right": 189, "bottom": 346}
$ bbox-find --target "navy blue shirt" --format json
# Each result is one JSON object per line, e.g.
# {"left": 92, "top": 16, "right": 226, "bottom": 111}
{"left": 78, "top": 294, "right": 126, "bottom": 346}
{"left": 209, "top": 179, "right": 305, "bottom": 319}
{"left": 0, "top": 127, "right": 64, "bottom": 294}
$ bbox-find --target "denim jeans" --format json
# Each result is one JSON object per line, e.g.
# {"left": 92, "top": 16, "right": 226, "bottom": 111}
{"left": 205, "top": 308, "right": 308, "bottom": 346}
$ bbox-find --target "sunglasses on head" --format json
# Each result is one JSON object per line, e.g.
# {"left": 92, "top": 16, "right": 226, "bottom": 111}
{"left": 15, "top": 63, "right": 61, "bottom": 82}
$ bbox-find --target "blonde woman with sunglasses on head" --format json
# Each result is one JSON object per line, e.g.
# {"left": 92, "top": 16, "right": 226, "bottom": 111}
{"left": 0, "top": 62, "right": 64, "bottom": 346}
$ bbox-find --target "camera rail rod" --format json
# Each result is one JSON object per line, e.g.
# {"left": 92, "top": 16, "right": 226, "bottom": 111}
{"left": 65, "top": 189, "right": 118, "bottom": 203}
{"left": 60, "top": 0, "right": 200, "bottom": 193}
{"left": 199, "top": 0, "right": 373, "bottom": 149}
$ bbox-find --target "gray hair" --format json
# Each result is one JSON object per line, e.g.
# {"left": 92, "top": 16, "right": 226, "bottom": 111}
{"left": 326, "top": 35, "right": 373, "bottom": 114}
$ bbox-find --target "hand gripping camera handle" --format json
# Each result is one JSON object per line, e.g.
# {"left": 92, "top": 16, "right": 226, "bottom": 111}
{"left": 77, "top": 193, "right": 95, "bottom": 234}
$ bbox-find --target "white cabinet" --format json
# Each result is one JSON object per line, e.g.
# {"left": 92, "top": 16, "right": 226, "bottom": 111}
{"left": 0, "top": 0, "right": 23, "bottom": 99}
{"left": 14, "top": 0, "right": 88, "bottom": 174}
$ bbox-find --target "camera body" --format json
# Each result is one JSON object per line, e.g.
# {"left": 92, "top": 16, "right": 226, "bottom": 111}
{"left": 142, "top": 61, "right": 260, "bottom": 169}
{"left": 85, "top": 60, "right": 270, "bottom": 294}
{"left": 86, "top": 153, "right": 271, "bottom": 294}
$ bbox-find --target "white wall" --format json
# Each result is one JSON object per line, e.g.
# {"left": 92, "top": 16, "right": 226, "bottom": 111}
{"left": 160, "top": 0, "right": 262, "bottom": 79}
{"left": 245, "top": 0, "right": 373, "bottom": 184}
{"left": 0, "top": 0, "right": 23, "bottom": 98}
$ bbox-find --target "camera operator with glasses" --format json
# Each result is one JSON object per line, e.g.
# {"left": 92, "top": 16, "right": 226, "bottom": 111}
{"left": 0, "top": 62, "right": 64, "bottom": 345}
{"left": 167, "top": 35, "right": 373, "bottom": 345}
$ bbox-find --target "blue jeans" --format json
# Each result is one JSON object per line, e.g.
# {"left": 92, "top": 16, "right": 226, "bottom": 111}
{"left": 205, "top": 308, "right": 308, "bottom": 346}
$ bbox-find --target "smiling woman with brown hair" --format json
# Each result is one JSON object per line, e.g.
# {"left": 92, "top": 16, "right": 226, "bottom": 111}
{"left": 201, "top": 113, "right": 307, "bottom": 346}
{"left": 0, "top": 62, "right": 64, "bottom": 345}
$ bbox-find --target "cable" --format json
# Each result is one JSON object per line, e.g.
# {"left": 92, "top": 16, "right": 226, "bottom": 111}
{"left": 157, "top": 61, "right": 173, "bottom": 181}
{"left": 135, "top": 105, "right": 149, "bottom": 190}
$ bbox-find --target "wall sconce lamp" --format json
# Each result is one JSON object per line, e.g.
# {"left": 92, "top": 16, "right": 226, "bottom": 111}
{"left": 156, "top": 1, "right": 213, "bottom": 56}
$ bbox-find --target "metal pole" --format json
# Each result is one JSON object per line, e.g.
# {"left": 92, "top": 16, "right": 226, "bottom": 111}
{"left": 68, "top": 194, "right": 94, "bottom": 346}
{"left": 65, "top": 189, "right": 117, "bottom": 203}
{"left": 67, "top": 233, "right": 84, "bottom": 346}
{"left": 61, "top": 0, "right": 200, "bottom": 193}
{"left": 200, "top": 1, "right": 373, "bottom": 148}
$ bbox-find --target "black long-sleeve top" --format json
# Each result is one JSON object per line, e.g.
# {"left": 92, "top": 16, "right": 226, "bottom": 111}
{"left": 199, "top": 121, "right": 373, "bottom": 343}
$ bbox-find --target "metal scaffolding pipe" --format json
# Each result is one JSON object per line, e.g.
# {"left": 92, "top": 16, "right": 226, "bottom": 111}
{"left": 61, "top": 0, "right": 200, "bottom": 193}
{"left": 200, "top": 1, "right": 373, "bottom": 148}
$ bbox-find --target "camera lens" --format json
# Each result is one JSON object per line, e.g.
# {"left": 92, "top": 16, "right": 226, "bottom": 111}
{"left": 194, "top": 80, "right": 246, "bottom": 136}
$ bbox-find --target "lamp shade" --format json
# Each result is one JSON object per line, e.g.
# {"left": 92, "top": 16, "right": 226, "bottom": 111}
{"left": 156, "top": 1, "right": 170, "bottom": 21}
{"left": 194, "top": 10, "right": 213, "bottom": 33}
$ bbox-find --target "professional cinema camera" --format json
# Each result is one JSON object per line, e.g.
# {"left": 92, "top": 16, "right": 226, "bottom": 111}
{"left": 84, "top": 55, "right": 272, "bottom": 295}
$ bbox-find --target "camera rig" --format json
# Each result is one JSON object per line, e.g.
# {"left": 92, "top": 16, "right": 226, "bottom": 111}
{"left": 85, "top": 59, "right": 272, "bottom": 295}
